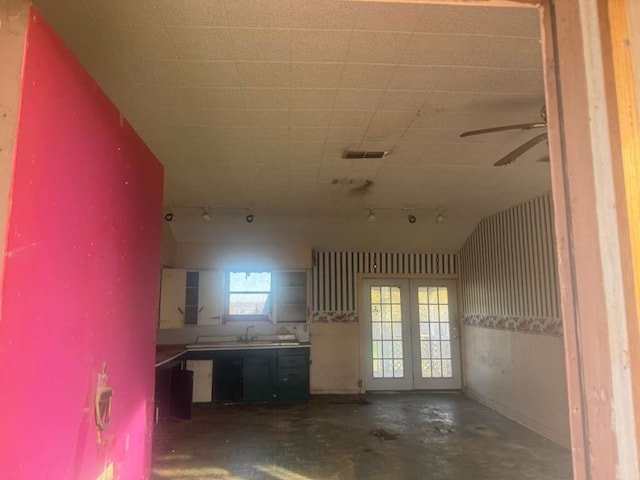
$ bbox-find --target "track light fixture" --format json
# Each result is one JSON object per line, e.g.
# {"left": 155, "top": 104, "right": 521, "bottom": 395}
{"left": 201, "top": 209, "right": 211, "bottom": 222}
{"left": 408, "top": 214, "right": 417, "bottom": 224}
{"left": 435, "top": 212, "right": 445, "bottom": 224}
{"left": 246, "top": 213, "right": 255, "bottom": 223}
{"left": 164, "top": 212, "right": 174, "bottom": 222}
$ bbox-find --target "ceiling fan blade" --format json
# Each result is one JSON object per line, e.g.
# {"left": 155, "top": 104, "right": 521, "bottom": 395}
{"left": 460, "top": 123, "right": 546, "bottom": 137}
{"left": 494, "top": 133, "right": 549, "bottom": 166}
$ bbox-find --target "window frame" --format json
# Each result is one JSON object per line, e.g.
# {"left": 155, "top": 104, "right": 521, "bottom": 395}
{"left": 223, "top": 270, "right": 273, "bottom": 323}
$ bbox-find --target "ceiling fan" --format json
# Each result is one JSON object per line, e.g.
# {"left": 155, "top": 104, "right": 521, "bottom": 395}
{"left": 460, "top": 106, "right": 548, "bottom": 166}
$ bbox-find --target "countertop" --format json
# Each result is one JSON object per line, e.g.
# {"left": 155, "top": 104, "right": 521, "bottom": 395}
{"left": 156, "top": 342, "right": 311, "bottom": 367}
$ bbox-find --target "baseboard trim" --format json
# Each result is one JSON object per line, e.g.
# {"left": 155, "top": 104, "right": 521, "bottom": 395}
{"left": 310, "top": 388, "right": 360, "bottom": 394}
{"left": 464, "top": 387, "right": 570, "bottom": 448}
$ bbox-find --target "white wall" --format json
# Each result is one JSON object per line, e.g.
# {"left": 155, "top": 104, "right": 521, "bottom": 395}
{"left": 310, "top": 323, "right": 360, "bottom": 394}
{"left": 463, "top": 327, "right": 569, "bottom": 446}
{"left": 458, "top": 193, "right": 570, "bottom": 447}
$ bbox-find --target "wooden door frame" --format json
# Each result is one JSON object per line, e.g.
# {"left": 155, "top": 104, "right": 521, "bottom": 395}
{"left": 360, "top": 0, "right": 640, "bottom": 478}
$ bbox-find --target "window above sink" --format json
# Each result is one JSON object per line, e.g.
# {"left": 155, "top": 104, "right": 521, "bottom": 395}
{"left": 225, "top": 271, "right": 272, "bottom": 323}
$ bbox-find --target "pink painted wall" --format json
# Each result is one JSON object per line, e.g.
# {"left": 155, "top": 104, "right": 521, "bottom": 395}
{"left": 0, "top": 9, "right": 163, "bottom": 480}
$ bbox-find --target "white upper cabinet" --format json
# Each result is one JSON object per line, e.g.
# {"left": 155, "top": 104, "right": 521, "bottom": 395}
{"left": 159, "top": 268, "right": 187, "bottom": 329}
{"left": 197, "top": 270, "right": 224, "bottom": 326}
{"left": 273, "top": 270, "right": 310, "bottom": 323}
{"left": 159, "top": 268, "right": 224, "bottom": 329}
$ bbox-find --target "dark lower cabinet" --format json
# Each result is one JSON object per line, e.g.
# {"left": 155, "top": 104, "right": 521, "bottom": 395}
{"left": 155, "top": 364, "right": 193, "bottom": 423}
{"left": 213, "top": 357, "right": 243, "bottom": 403}
{"left": 184, "top": 346, "right": 310, "bottom": 405}
{"left": 243, "top": 356, "right": 276, "bottom": 403}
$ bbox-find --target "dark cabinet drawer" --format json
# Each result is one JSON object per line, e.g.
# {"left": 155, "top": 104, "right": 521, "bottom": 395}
{"left": 278, "top": 355, "right": 308, "bottom": 368}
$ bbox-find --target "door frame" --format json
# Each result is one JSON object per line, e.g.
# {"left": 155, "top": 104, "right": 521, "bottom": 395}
{"left": 357, "top": 273, "right": 460, "bottom": 393}
{"left": 364, "top": 1, "right": 640, "bottom": 477}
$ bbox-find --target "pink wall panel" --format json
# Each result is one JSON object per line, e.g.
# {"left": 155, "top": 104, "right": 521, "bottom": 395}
{"left": 0, "top": 8, "right": 163, "bottom": 479}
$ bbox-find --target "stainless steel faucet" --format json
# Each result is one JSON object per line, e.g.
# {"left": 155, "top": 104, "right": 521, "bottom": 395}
{"left": 244, "top": 325, "right": 255, "bottom": 342}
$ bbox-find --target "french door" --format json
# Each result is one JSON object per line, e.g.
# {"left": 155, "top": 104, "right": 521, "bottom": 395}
{"left": 361, "top": 278, "right": 461, "bottom": 391}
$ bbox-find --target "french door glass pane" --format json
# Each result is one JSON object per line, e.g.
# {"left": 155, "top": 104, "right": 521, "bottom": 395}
{"left": 370, "top": 286, "right": 404, "bottom": 378}
{"left": 418, "top": 286, "right": 453, "bottom": 379}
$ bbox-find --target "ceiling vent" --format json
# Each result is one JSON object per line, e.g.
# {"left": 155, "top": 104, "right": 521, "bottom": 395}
{"left": 343, "top": 151, "right": 388, "bottom": 159}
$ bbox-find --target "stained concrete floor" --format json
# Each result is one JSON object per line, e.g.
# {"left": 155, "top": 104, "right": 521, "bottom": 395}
{"left": 152, "top": 393, "right": 572, "bottom": 480}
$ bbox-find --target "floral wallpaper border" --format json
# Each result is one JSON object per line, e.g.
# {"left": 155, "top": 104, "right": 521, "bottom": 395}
{"left": 462, "top": 313, "right": 563, "bottom": 336}
{"left": 311, "top": 311, "right": 359, "bottom": 323}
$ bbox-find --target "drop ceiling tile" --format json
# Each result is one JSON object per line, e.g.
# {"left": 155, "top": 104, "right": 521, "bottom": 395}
{"left": 166, "top": 27, "right": 234, "bottom": 61}
{"left": 435, "top": 67, "right": 544, "bottom": 94}
{"left": 388, "top": 66, "right": 443, "bottom": 90}
{"left": 339, "top": 64, "right": 396, "bottom": 90}
{"left": 376, "top": 91, "right": 428, "bottom": 111}
{"left": 334, "top": 90, "right": 383, "bottom": 110}
{"left": 210, "top": 127, "right": 253, "bottom": 143}
{"left": 197, "top": 109, "right": 248, "bottom": 127}
{"left": 419, "top": 92, "right": 481, "bottom": 111}
{"left": 287, "top": 1, "right": 358, "bottom": 29}
{"left": 420, "top": 5, "right": 540, "bottom": 38}
{"left": 291, "top": 30, "right": 352, "bottom": 62}
{"left": 291, "top": 89, "right": 337, "bottom": 109}
{"left": 368, "top": 111, "right": 418, "bottom": 130}
{"left": 190, "top": 88, "right": 244, "bottom": 109}
{"left": 245, "top": 110, "right": 290, "bottom": 127}
{"left": 124, "top": 57, "right": 186, "bottom": 86}
{"left": 107, "top": 25, "right": 175, "bottom": 59}
{"left": 83, "top": 0, "right": 162, "bottom": 25}
{"left": 236, "top": 63, "right": 290, "bottom": 88}
{"left": 290, "top": 110, "right": 333, "bottom": 127}
{"left": 325, "top": 127, "right": 367, "bottom": 144}
{"left": 254, "top": 142, "right": 290, "bottom": 156}
{"left": 464, "top": 93, "right": 545, "bottom": 113}
{"left": 242, "top": 88, "right": 290, "bottom": 109}
{"left": 289, "top": 128, "right": 329, "bottom": 143}
{"left": 249, "top": 127, "right": 290, "bottom": 143}
{"left": 230, "top": 29, "right": 291, "bottom": 61}
{"left": 351, "top": 2, "right": 426, "bottom": 32}
{"left": 179, "top": 62, "right": 240, "bottom": 88}
{"left": 347, "top": 32, "right": 413, "bottom": 64}
{"left": 363, "top": 128, "right": 405, "bottom": 144}
{"left": 400, "top": 34, "right": 542, "bottom": 69}
{"left": 224, "top": 0, "right": 292, "bottom": 27}
{"left": 290, "top": 63, "right": 343, "bottom": 88}
{"left": 155, "top": 0, "right": 227, "bottom": 26}
{"left": 143, "top": 85, "right": 203, "bottom": 108}
{"left": 330, "top": 110, "right": 374, "bottom": 128}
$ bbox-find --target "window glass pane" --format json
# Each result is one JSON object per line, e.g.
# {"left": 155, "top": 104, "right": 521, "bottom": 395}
{"left": 371, "top": 306, "right": 381, "bottom": 322}
{"left": 373, "top": 360, "right": 383, "bottom": 378}
{"left": 383, "top": 359, "right": 394, "bottom": 377}
{"left": 421, "top": 360, "right": 432, "bottom": 378}
{"left": 428, "top": 287, "right": 439, "bottom": 303}
{"left": 381, "top": 287, "right": 391, "bottom": 303}
{"left": 229, "top": 293, "right": 270, "bottom": 314}
{"left": 438, "top": 287, "right": 448, "bottom": 304}
{"left": 392, "top": 323, "right": 402, "bottom": 339}
{"left": 429, "top": 305, "right": 439, "bottom": 322}
{"left": 418, "top": 287, "right": 428, "bottom": 304}
{"left": 432, "top": 360, "right": 443, "bottom": 377}
{"left": 431, "top": 341, "right": 441, "bottom": 359}
{"left": 441, "top": 341, "right": 451, "bottom": 359}
{"left": 392, "top": 341, "right": 403, "bottom": 358}
{"left": 229, "top": 272, "right": 271, "bottom": 292}
{"left": 372, "top": 341, "right": 382, "bottom": 359}
{"left": 439, "top": 305, "right": 449, "bottom": 323}
{"left": 418, "top": 304, "right": 429, "bottom": 322}
{"left": 420, "top": 341, "right": 431, "bottom": 359}
{"left": 420, "top": 323, "right": 430, "bottom": 340}
{"left": 440, "top": 323, "right": 450, "bottom": 340}
{"left": 430, "top": 323, "right": 441, "bottom": 340}
{"left": 393, "top": 360, "right": 404, "bottom": 377}
{"left": 391, "top": 304, "right": 402, "bottom": 322}
{"left": 382, "top": 323, "right": 392, "bottom": 340}
{"left": 372, "top": 323, "right": 382, "bottom": 340}
{"left": 371, "top": 287, "right": 381, "bottom": 303}
{"left": 442, "top": 359, "right": 452, "bottom": 378}
{"left": 390, "top": 287, "right": 401, "bottom": 303}
{"left": 381, "top": 304, "right": 391, "bottom": 322}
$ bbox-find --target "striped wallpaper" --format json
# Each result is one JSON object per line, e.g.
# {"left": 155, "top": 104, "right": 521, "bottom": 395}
{"left": 312, "top": 251, "right": 457, "bottom": 311}
{"left": 458, "top": 193, "right": 560, "bottom": 320}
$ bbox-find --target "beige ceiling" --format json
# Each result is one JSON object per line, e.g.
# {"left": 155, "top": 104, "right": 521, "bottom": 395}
{"left": 35, "top": 0, "right": 550, "bottom": 252}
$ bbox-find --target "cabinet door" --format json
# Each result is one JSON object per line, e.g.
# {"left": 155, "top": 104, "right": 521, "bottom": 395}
{"left": 197, "top": 270, "right": 224, "bottom": 326}
{"left": 159, "top": 268, "right": 186, "bottom": 329}
{"left": 169, "top": 367, "right": 193, "bottom": 420}
{"left": 277, "top": 368, "right": 309, "bottom": 401}
{"left": 214, "top": 358, "right": 243, "bottom": 403}
{"left": 243, "top": 357, "right": 275, "bottom": 403}
{"left": 274, "top": 270, "right": 309, "bottom": 323}
{"left": 186, "top": 360, "right": 213, "bottom": 403}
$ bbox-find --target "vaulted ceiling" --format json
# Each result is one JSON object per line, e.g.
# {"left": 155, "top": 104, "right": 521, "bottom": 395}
{"left": 35, "top": 0, "right": 549, "bottom": 252}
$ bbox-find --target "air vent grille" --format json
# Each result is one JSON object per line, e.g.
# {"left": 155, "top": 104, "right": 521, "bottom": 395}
{"left": 343, "top": 151, "right": 388, "bottom": 159}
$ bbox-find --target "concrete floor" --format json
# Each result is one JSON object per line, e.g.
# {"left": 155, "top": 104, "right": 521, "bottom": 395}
{"left": 152, "top": 393, "right": 572, "bottom": 480}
